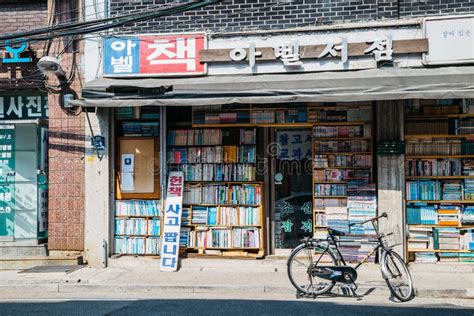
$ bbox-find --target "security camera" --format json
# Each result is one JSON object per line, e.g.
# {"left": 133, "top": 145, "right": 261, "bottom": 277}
{"left": 37, "top": 56, "right": 67, "bottom": 84}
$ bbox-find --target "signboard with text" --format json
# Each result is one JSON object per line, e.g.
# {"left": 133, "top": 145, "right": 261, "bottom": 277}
{"left": 103, "top": 33, "right": 206, "bottom": 77}
{"left": 0, "top": 95, "right": 48, "bottom": 120}
{"left": 160, "top": 171, "right": 184, "bottom": 272}
{"left": 423, "top": 15, "right": 474, "bottom": 65}
{"left": 0, "top": 125, "right": 15, "bottom": 238}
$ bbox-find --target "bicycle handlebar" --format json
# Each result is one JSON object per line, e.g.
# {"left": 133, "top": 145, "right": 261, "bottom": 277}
{"left": 349, "top": 212, "right": 387, "bottom": 227}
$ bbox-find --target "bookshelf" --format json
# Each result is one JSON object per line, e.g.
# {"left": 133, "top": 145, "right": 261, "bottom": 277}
{"left": 167, "top": 127, "right": 265, "bottom": 258}
{"left": 192, "top": 104, "right": 309, "bottom": 127}
{"left": 405, "top": 99, "right": 474, "bottom": 263}
{"left": 114, "top": 108, "right": 162, "bottom": 256}
{"left": 311, "top": 102, "right": 377, "bottom": 262}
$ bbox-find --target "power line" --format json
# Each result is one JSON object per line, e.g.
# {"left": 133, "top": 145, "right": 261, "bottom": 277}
{"left": 0, "top": 1, "right": 220, "bottom": 45}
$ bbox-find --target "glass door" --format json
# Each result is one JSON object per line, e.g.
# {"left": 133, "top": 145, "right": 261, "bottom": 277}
{"left": 272, "top": 128, "right": 313, "bottom": 250}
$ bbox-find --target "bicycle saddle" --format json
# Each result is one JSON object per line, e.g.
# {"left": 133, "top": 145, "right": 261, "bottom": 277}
{"left": 327, "top": 227, "right": 346, "bottom": 236}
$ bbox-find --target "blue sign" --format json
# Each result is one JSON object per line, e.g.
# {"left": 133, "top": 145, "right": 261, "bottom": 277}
{"left": 103, "top": 37, "right": 140, "bottom": 76}
{"left": 2, "top": 40, "right": 32, "bottom": 63}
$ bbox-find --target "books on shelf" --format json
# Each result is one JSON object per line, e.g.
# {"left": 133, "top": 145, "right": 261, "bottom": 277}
{"left": 438, "top": 205, "right": 461, "bottom": 226}
{"left": 314, "top": 140, "right": 370, "bottom": 153}
{"left": 121, "top": 121, "right": 159, "bottom": 137}
{"left": 405, "top": 140, "right": 462, "bottom": 156}
{"left": 433, "top": 228, "right": 460, "bottom": 250}
{"left": 219, "top": 207, "right": 238, "bottom": 225}
{"left": 197, "top": 227, "right": 232, "bottom": 248}
{"left": 414, "top": 252, "right": 438, "bottom": 263}
{"left": 337, "top": 235, "right": 377, "bottom": 262}
{"left": 229, "top": 184, "right": 261, "bottom": 205}
{"left": 147, "top": 219, "right": 161, "bottom": 236}
{"left": 406, "top": 159, "right": 462, "bottom": 177}
{"left": 115, "top": 200, "right": 161, "bottom": 217}
{"left": 406, "top": 180, "right": 442, "bottom": 200}
{"left": 310, "top": 108, "right": 371, "bottom": 123}
{"left": 462, "top": 206, "right": 474, "bottom": 224}
{"left": 314, "top": 184, "right": 347, "bottom": 197}
{"left": 233, "top": 227, "right": 261, "bottom": 248}
{"left": 180, "top": 227, "right": 195, "bottom": 247}
{"left": 181, "top": 163, "right": 256, "bottom": 182}
{"left": 406, "top": 204, "right": 438, "bottom": 225}
{"left": 239, "top": 206, "right": 260, "bottom": 225}
{"left": 314, "top": 198, "right": 347, "bottom": 208}
{"left": 191, "top": 206, "right": 210, "bottom": 224}
{"left": 324, "top": 206, "right": 349, "bottom": 233}
{"left": 315, "top": 212, "right": 327, "bottom": 227}
{"left": 115, "top": 218, "right": 147, "bottom": 235}
{"left": 114, "top": 237, "right": 146, "bottom": 255}
{"left": 314, "top": 169, "right": 351, "bottom": 182}
{"left": 464, "top": 179, "right": 474, "bottom": 200}
{"left": 183, "top": 185, "right": 202, "bottom": 204}
{"left": 460, "top": 229, "right": 474, "bottom": 251}
{"left": 405, "top": 121, "right": 449, "bottom": 135}
{"left": 167, "top": 146, "right": 255, "bottom": 164}
{"left": 438, "top": 252, "right": 459, "bottom": 262}
{"left": 181, "top": 207, "right": 191, "bottom": 225}
{"left": 145, "top": 237, "right": 160, "bottom": 255}
{"left": 167, "top": 129, "right": 222, "bottom": 146}
{"left": 314, "top": 126, "right": 363, "bottom": 138}
{"left": 442, "top": 181, "right": 463, "bottom": 200}
{"left": 202, "top": 185, "right": 228, "bottom": 204}
{"left": 408, "top": 227, "right": 434, "bottom": 250}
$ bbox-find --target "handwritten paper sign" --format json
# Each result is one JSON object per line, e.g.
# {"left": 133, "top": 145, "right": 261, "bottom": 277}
{"left": 276, "top": 130, "right": 312, "bottom": 160}
{"left": 160, "top": 171, "right": 184, "bottom": 272}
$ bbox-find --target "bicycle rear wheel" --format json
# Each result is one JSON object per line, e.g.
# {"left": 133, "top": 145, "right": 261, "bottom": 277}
{"left": 381, "top": 250, "right": 415, "bottom": 302}
{"left": 287, "top": 243, "right": 338, "bottom": 296}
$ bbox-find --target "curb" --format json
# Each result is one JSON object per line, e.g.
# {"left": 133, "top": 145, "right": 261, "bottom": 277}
{"left": 0, "top": 282, "right": 471, "bottom": 299}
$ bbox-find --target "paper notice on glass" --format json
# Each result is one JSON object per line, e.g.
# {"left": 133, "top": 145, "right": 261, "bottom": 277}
{"left": 121, "top": 172, "right": 134, "bottom": 191}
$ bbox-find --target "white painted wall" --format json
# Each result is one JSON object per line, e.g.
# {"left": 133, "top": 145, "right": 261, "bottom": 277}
{"left": 83, "top": 0, "right": 110, "bottom": 267}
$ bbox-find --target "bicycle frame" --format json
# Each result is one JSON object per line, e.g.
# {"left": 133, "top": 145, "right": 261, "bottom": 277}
{"left": 313, "top": 213, "right": 389, "bottom": 271}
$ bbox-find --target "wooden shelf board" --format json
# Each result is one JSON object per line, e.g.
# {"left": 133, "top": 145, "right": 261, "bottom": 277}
{"left": 191, "top": 123, "right": 311, "bottom": 128}
{"left": 406, "top": 200, "right": 474, "bottom": 204}
{"left": 183, "top": 204, "right": 261, "bottom": 207}
{"left": 115, "top": 234, "right": 160, "bottom": 237}
{"left": 314, "top": 166, "right": 372, "bottom": 170}
{"left": 314, "top": 152, "right": 372, "bottom": 155}
{"left": 168, "top": 162, "right": 256, "bottom": 165}
{"left": 183, "top": 181, "right": 261, "bottom": 184}
{"left": 314, "top": 181, "right": 347, "bottom": 184}
{"left": 408, "top": 249, "right": 473, "bottom": 253}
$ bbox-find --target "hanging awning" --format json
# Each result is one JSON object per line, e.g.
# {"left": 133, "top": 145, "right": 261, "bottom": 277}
{"left": 70, "top": 66, "right": 474, "bottom": 107}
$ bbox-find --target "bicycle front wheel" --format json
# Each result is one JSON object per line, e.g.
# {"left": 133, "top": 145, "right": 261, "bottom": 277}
{"left": 381, "top": 250, "right": 415, "bottom": 302}
{"left": 287, "top": 242, "right": 338, "bottom": 296}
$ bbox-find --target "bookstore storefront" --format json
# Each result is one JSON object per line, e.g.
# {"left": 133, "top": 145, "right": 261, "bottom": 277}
{"left": 76, "top": 16, "right": 474, "bottom": 265}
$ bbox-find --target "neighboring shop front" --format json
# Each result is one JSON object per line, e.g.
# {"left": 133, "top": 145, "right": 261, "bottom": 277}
{"left": 76, "top": 15, "right": 474, "bottom": 266}
{"left": 0, "top": 40, "right": 49, "bottom": 246}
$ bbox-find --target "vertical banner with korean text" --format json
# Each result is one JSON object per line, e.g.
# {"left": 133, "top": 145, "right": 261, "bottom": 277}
{"left": 103, "top": 33, "right": 206, "bottom": 77}
{"left": 160, "top": 171, "right": 184, "bottom": 272}
{"left": 0, "top": 125, "right": 15, "bottom": 238}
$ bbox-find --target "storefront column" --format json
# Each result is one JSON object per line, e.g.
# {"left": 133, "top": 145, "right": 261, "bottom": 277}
{"left": 84, "top": 108, "right": 112, "bottom": 267}
{"left": 376, "top": 100, "right": 405, "bottom": 256}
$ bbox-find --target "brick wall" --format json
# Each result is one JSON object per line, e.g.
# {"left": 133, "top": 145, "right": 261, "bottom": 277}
{"left": 0, "top": 1, "right": 47, "bottom": 33}
{"left": 110, "top": 0, "right": 474, "bottom": 34}
{"left": 46, "top": 0, "right": 85, "bottom": 252}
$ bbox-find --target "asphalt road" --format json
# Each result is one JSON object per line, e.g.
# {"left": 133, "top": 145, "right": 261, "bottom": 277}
{"left": 1, "top": 293, "right": 473, "bottom": 316}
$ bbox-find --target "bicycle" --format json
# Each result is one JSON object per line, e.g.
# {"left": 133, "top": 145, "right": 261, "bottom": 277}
{"left": 287, "top": 212, "right": 415, "bottom": 302}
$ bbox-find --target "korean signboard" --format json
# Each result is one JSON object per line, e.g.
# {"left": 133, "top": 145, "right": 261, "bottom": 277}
{"left": 199, "top": 37, "right": 428, "bottom": 71}
{"left": 0, "top": 95, "right": 48, "bottom": 120}
{"left": 0, "top": 125, "right": 15, "bottom": 238}
{"left": 1, "top": 40, "right": 32, "bottom": 64}
{"left": 276, "top": 130, "right": 312, "bottom": 161}
{"left": 104, "top": 33, "right": 206, "bottom": 77}
{"left": 423, "top": 15, "right": 474, "bottom": 65}
{"left": 160, "top": 171, "right": 184, "bottom": 272}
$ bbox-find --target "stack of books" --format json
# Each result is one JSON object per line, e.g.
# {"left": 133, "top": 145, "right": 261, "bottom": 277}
{"left": 462, "top": 206, "right": 474, "bottom": 224}
{"left": 314, "top": 169, "right": 351, "bottom": 182}
{"left": 114, "top": 237, "right": 146, "bottom": 255}
{"left": 315, "top": 140, "right": 370, "bottom": 153}
{"left": 434, "top": 228, "right": 460, "bottom": 251}
{"left": 229, "top": 184, "right": 261, "bottom": 205}
{"left": 191, "top": 206, "right": 210, "bottom": 224}
{"left": 464, "top": 179, "right": 474, "bottom": 200}
{"left": 406, "top": 204, "right": 438, "bottom": 225}
{"left": 438, "top": 252, "right": 459, "bottom": 262}
{"left": 406, "top": 159, "right": 462, "bottom": 177}
{"left": 197, "top": 227, "right": 232, "bottom": 248}
{"left": 414, "top": 252, "right": 438, "bottom": 263}
{"left": 460, "top": 229, "right": 474, "bottom": 251}
{"left": 239, "top": 129, "right": 256, "bottom": 145}
{"left": 438, "top": 205, "right": 460, "bottom": 226}
{"left": 313, "top": 155, "right": 329, "bottom": 168}
{"left": 408, "top": 227, "right": 433, "bottom": 250}
{"left": 347, "top": 186, "right": 377, "bottom": 235}
{"left": 202, "top": 185, "right": 228, "bottom": 204}
{"left": 115, "top": 218, "right": 147, "bottom": 236}
{"left": 147, "top": 219, "right": 161, "bottom": 236}
{"left": 354, "top": 155, "right": 372, "bottom": 167}
{"left": 337, "top": 235, "right": 376, "bottom": 262}
{"left": 181, "top": 207, "right": 191, "bottom": 225}
{"left": 314, "top": 126, "right": 363, "bottom": 138}
{"left": 325, "top": 206, "right": 349, "bottom": 233}
{"left": 442, "top": 181, "right": 463, "bottom": 200}
{"left": 251, "top": 110, "right": 275, "bottom": 124}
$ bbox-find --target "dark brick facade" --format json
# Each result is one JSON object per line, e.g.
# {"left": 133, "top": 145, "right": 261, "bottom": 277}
{"left": 110, "top": 0, "right": 474, "bottom": 34}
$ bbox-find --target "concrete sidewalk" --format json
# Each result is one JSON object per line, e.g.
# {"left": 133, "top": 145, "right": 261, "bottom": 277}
{"left": 0, "top": 257, "right": 473, "bottom": 299}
